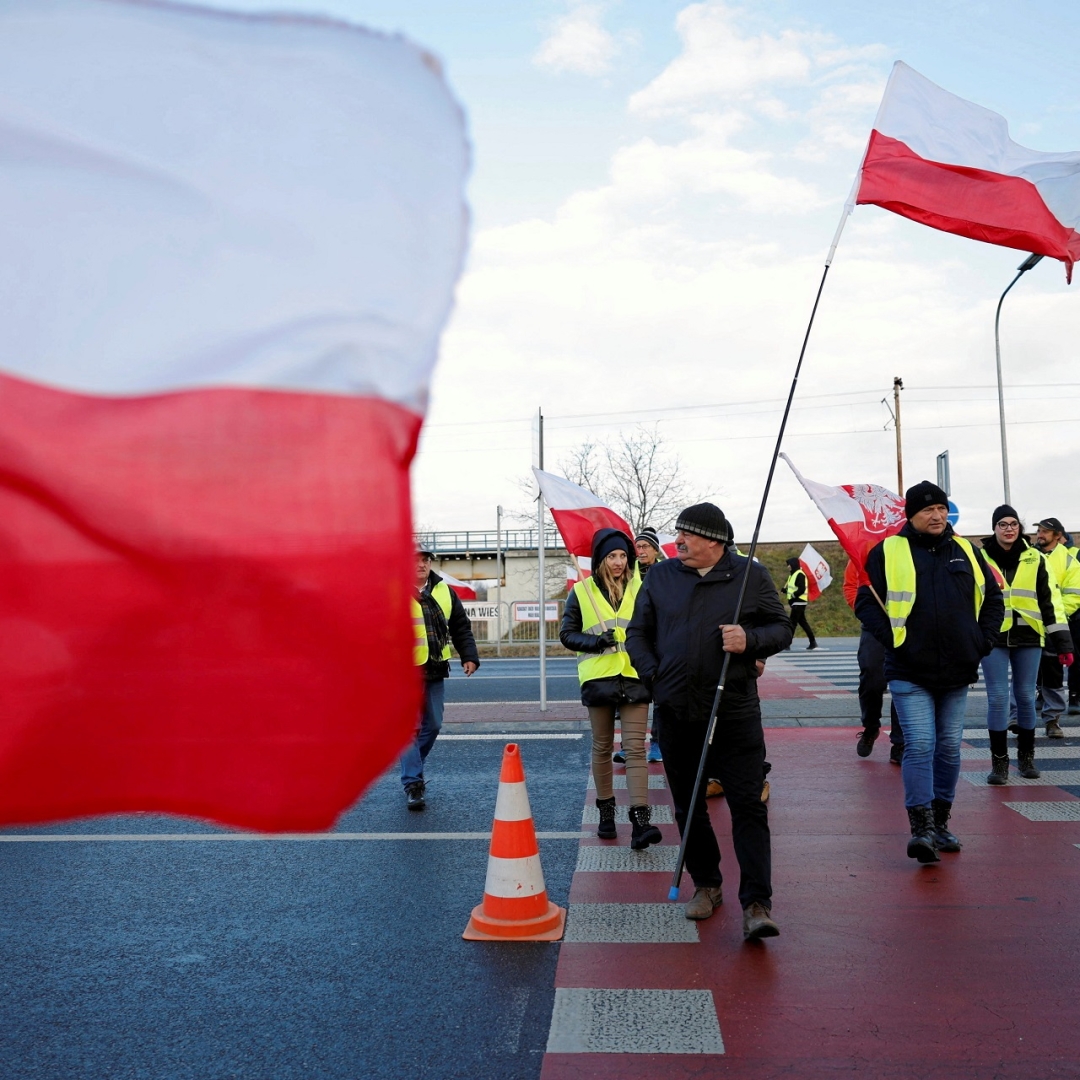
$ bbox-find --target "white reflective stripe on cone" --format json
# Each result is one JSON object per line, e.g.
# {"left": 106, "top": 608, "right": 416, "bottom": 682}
{"left": 483, "top": 853, "right": 547, "bottom": 898}
{"left": 493, "top": 780, "right": 532, "bottom": 822}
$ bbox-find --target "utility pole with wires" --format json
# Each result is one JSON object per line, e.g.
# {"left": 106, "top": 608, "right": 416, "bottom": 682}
{"left": 881, "top": 376, "right": 904, "bottom": 493}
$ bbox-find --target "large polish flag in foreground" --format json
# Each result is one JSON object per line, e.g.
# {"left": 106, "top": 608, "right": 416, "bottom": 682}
{"left": 782, "top": 456, "right": 905, "bottom": 583}
{"left": 857, "top": 62, "right": 1080, "bottom": 281}
{"left": 532, "top": 470, "right": 633, "bottom": 564}
{"left": 0, "top": 2, "right": 468, "bottom": 830}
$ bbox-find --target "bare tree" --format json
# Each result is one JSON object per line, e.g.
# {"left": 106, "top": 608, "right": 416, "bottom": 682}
{"left": 559, "top": 425, "right": 701, "bottom": 533}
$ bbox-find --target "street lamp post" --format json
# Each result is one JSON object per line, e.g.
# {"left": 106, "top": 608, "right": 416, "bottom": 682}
{"left": 994, "top": 253, "right": 1043, "bottom": 504}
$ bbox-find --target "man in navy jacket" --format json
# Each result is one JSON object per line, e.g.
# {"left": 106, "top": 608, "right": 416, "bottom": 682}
{"left": 627, "top": 502, "right": 791, "bottom": 940}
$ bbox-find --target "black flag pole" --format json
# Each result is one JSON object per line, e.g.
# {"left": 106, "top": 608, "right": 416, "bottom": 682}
{"left": 666, "top": 252, "right": 841, "bottom": 902}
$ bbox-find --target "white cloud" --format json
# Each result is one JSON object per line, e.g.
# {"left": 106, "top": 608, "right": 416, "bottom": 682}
{"left": 534, "top": 2, "right": 620, "bottom": 77}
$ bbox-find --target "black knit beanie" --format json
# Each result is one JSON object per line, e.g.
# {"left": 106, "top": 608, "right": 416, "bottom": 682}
{"left": 991, "top": 504, "right": 1020, "bottom": 528}
{"left": 634, "top": 527, "right": 661, "bottom": 552}
{"left": 675, "top": 502, "right": 731, "bottom": 542}
{"left": 592, "top": 528, "right": 633, "bottom": 565}
{"left": 904, "top": 481, "right": 949, "bottom": 519}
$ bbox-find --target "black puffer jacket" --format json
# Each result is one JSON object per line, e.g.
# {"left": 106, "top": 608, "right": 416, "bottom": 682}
{"left": 560, "top": 528, "right": 649, "bottom": 708}
{"left": 980, "top": 536, "right": 1072, "bottom": 653}
{"left": 625, "top": 550, "right": 792, "bottom": 724}
{"left": 855, "top": 523, "right": 1003, "bottom": 689}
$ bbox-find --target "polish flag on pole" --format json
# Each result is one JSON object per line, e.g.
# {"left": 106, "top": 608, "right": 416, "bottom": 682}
{"left": 797, "top": 544, "right": 832, "bottom": 602}
{"left": 532, "top": 470, "right": 633, "bottom": 561}
{"left": 782, "top": 456, "right": 906, "bottom": 583}
{"left": 855, "top": 61, "right": 1080, "bottom": 281}
{"left": 439, "top": 570, "right": 478, "bottom": 602}
{"left": 0, "top": 2, "right": 468, "bottom": 830}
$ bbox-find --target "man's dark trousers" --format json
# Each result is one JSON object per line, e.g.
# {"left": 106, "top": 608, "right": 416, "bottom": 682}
{"left": 857, "top": 628, "right": 903, "bottom": 744}
{"left": 656, "top": 702, "right": 771, "bottom": 910}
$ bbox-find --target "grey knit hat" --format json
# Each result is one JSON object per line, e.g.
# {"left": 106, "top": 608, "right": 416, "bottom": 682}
{"left": 675, "top": 503, "right": 731, "bottom": 543}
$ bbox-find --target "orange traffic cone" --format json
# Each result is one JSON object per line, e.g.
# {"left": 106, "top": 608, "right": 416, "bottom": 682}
{"left": 463, "top": 743, "right": 566, "bottom": 941}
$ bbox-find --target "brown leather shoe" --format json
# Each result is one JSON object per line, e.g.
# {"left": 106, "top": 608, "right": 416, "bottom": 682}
{"left": 684, "top": 886, "right": 723, "bottom": 920}
{"left": 742, "top": 902, "right": 780, "bottom": 940}
{"left": 705, "top": 778, "right": 724, "bottom": 798}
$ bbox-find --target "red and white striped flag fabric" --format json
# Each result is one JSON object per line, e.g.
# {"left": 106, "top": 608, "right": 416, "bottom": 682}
{"left": 0, "top": 1, "right": 468, "bottom": 831}
{"left": 797, "top": 544, "right": 832, "bottom": 602}
{"left": 856, "top": 61, "right": 1080, "bottom": 280}
{"left": 782, "top": 456, "right": 905, "bottom": 583}
{"left": 532, "top": 470, "right": 633, "bottom": 560}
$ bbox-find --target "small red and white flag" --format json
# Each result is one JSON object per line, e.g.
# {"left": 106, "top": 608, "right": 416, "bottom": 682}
{"left": 438, "top": 570, "right": 478, "bottom": 602}
{"left": 532, "top": 470, "right": 633, "bottom": 561}
{"left": 0, "top": 2, "right": 468, "bottom": 831}
{"left": 856, "top": 62, "right": 1080, "bottom": 280}
{"left": 782, "top": 455, "right": 906, "bottom": 583}
{"left": 797, "top": 544, "right": 832, "bottom": 602}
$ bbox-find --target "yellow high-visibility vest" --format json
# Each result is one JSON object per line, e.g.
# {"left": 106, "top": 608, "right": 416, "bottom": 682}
{"left": 413, "top": 579, "right": 455, "bottom": 666}
{"left": 882, "top": 534, "right": 985, "bottom": 648}
{"left": 1043, "top": 543, "right": 1080, "bottom": 618}
{"left": 785, "top": 570, "right": 806, "bottom": 601}
{"left": 412, "top": 598, "right": 428, "bottom": 666}
{"left": 572, "top": 571, "right": 641, "bottom": 685}
{"left": 983, "top": 547, "right": 1067, "bottom": 643}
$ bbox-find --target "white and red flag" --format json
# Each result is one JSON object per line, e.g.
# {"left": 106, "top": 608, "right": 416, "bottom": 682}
{"left": 782, "top": 456, "right": 906, "bottom": 583}
{"left": 0, "top": 2, "right": 468, "bottom": 830}
{"left": 856, "top": 62, "right": 1080, "bottom": 280}
{"left": 532, "top": 470, "right": 633, "bottom": 561}
{"left": 438, "top": 570, "right": 478, "bottom": 601}
{"left": 797, "top": 544, "right": 832, "bottom": 602}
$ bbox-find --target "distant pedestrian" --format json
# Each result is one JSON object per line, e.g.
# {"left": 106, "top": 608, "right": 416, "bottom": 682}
{"left": 980, "top": 506, "right": 1071, "bottom": 784}
{"left": 561, "top": 528, "right": 662, "bottom": 850}
{"left": 403, "top": 547, "right": 479, "bottom": 810}
{"left": 627, "top": 502, "right": 791, "bottom": 939}
{"left": 784, "top": 557, "right": 818, "bottom": 650}
{"left": 631, "top": 527, "right": 666, "bottom": 764}
{"left": 856, "top": 482, "right": 1003, "bottom": 862}
{"left": 1033, "top": 517, "right": 1080, "bottom": 737}
{"left": 843, "top": 560, "right": 904, "bottom": 762}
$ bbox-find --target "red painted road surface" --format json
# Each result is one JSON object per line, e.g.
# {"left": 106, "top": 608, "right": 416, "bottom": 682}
{"left": 544, "top": 727, "right": 1080, "bottom": 1079}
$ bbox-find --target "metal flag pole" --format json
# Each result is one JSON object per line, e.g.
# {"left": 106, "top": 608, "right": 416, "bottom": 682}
{"left": 667, "top": 249, "right": 841, "bottom": 902}
{"left": 536, "top": 408, "right": 547, "bottom": 712}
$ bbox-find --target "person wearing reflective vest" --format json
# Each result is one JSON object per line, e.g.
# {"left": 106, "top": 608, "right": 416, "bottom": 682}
{"left": 631, "top": 527, "right": 666, "bottom": 765}
{"left": 401, "top": 546, "right": 479, "bottom": 810}
{"left": 784, "top": 557, "right": 818, "bottom": 650}
{"left": 560, "top": 528, "right": 662, "bottom": 851}
{"left": 980, "top": 506, "right": 1072, "bottom": 785}
{"left": 1034, "top": 516, "right": 1080, "bottom": 736}
{"left": 856, "top": 481, "right": 1003, "bottom": 864}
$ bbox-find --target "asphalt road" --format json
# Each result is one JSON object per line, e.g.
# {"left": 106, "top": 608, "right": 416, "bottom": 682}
{"left": 0, "top": 734, "right": 589, "bottom": 1080}
{"left": 444, "top": 657, "right": 581, "bottom": 703}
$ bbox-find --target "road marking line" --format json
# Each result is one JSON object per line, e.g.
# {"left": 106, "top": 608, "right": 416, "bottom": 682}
{"left": 564, "top": 903, "right": 699, "bottom": 943}
{"left": 438, "top": 733, "right": 584, "bottom": 740}
{"left": 960, "top": 771, "right": 1080, "bottom": 787}
{"left": 581, "top": 804, "right": 674, "bottom": 825}
{"left": 0, "top": 831, "right": 589, "bottom": 842}
{"left": 575, "top": 845, "right": 679, "bottom": 872}
{"left": 546, "top": 988, "right": 724, "bottom": 1054}
{"left": 1003, "top": 801, "right": 1080, "bottom": 821}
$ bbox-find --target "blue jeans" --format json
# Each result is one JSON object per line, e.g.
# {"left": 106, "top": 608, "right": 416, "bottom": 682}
{"left": 982, "top": 646, "right": 1039, "bottom": 732}
{"left": 888, "top": 680, "right": 969, "bottom": 808}
{"left": 400, "top": 679, "right": 444, "bottom": 787}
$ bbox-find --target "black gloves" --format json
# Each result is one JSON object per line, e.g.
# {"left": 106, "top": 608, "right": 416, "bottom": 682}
{"left": 596, "top": 629, "right": 618, "bottom": 649}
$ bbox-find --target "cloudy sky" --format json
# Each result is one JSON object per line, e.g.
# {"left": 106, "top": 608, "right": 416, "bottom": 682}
{"left": 224, "top": 0, "right": 1080, "bottom": 541}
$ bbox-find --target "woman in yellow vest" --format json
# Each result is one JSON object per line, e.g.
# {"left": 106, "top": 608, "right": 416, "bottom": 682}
{"left": 560, "top": 528, "right": 662, "bottom": 849}
{"left": 980, "top": 506, "right": 1073, "bottom": 785}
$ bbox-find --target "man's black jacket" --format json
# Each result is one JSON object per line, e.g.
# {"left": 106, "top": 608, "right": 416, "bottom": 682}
{"left": 626, "top": 551, "right": 792, "bottom": 724}
{"left": 855, "top": 522, "right": 1003, "bottom": 689}
{"left": 420, "top": 571, "right": 479, "bottom": 681}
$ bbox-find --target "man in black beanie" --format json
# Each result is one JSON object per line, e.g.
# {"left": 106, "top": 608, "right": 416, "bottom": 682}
{"left": 626, "top": 502, "right": 792, "bottom": 940}
{"left": 856, "top": 481, "right": 1003, "bottom": 863}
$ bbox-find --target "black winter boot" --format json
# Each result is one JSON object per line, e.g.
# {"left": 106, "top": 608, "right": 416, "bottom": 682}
{"left": 1016, "top": 727, "right": 1041, "bottom": 779}
{"left": 930, "top": 798, "right": 961, "bottom": 852}
{"left": 906, "top": 805, "right": 940, "bottom": 863}
{"left": 596, "top": 797, "right": 617, "bottom": 840}
{"left": 628, "top": 805, "right": 662, "bottom": 850}
{"left": 987, "top": 729, "right": 1010, "bottom": 785}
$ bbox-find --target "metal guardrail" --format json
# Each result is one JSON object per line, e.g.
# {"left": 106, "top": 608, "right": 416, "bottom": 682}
{"left": 416, "top": 528, "right": 563, "bottom": 554}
